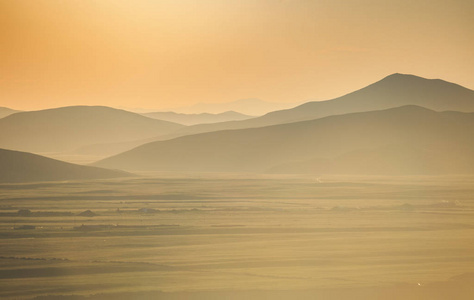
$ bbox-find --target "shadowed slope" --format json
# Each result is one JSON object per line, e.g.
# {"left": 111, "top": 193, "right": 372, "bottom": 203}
{"left": 170, "top": 74, "right": 474, "bottom": 137}
{"left": 0, "top": 148, "right": 131, "bottom": 183}
{"left": 0, "top": 106, "right": 184, "bottom": 153}
{"left": 94, "top": 106, "right": 474, "bottom": 174}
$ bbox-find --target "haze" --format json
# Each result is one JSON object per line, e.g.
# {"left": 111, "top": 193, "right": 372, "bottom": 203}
{"left": 1, "top": 1, "right": 474, "bottom": 300}
{"left": 1, "top": 0, "right": 473, "bottom": 112}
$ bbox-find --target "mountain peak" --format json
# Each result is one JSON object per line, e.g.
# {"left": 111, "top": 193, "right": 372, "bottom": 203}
{"left": 379, "top": 73, "right": 450, "bottom": 86}
{"left": 385, "top": 72, "right": 414, "bottom": 78}
{"left": 382, "top": 73, "right": 430, "bottom": 82}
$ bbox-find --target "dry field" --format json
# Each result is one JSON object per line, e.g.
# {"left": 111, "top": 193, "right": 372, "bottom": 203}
{"left": 1, "top": 174, "right": 473, "bottom": 299}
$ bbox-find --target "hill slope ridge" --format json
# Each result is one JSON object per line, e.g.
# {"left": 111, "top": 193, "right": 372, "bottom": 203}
{"left": 0, "top": 148, "right": 131, "bottom": 183}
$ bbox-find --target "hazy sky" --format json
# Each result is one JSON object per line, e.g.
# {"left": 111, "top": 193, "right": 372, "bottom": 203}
{"left": 1, "top": 0, "right": 473, "bottom": 111}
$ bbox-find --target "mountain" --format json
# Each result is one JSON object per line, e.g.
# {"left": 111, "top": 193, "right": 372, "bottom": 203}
{"left": 142, "top": 111, "right": 254, "bottom": 125}
{"left": 74, "top": 74, "right": 474, "bottom": 157}
{"left": 0, "top": 148, "right": 131, "bottom": 183}
{"left": 0, "top": 107, "right": 21, "bottom": 119}
{"left": 168, "top": 74, "right": 474, "bottom": 138}
{"left": 0, "top": 106, "right": 184, "bottom": 153}
{"left": 171, "top": 98, "right": 302, "bottom": 115}
{"left": 94, "top": 106, "right": 474, "bottom": 175}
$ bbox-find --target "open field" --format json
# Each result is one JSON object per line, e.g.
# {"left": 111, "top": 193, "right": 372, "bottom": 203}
{"left": 1, "top": 174, "right": 474, "bottom": 299}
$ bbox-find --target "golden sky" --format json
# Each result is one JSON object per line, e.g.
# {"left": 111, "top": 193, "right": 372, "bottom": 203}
{"left": 1, "top": 0, "right": 473, "bottom": 111}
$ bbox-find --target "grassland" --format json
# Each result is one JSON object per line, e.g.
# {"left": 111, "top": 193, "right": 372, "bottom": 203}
{"left": 1, "top": 174, "right": 473, "bottom": 299}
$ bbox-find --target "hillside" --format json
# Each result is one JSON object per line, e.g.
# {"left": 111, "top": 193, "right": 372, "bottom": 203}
{"left": 0, "top": 106, "right": 184, "bottom": 153}
{"left": 0, "top": 107, "right": 21, "bottom": 119}
{"left": 170, "top": 74, "right": 474, "bottom": 137}
{"left": 0, "top": 148, "right": 131, "bottom": 183}
{"left": 94, "top": 106, "right": 474, "bottom": 174}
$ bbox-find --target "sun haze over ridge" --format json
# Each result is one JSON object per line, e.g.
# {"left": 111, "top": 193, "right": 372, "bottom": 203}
{"left": 1, "top": 0, "right": 473, "bottom": 111}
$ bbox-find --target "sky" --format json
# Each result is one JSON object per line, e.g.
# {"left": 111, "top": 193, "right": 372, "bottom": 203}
{"left": 1, "top": 0, "right": 473, "bottom": 111}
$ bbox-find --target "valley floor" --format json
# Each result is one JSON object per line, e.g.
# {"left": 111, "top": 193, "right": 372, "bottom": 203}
{"left": 1, "top": 174, "right": 473, "bottom": 299}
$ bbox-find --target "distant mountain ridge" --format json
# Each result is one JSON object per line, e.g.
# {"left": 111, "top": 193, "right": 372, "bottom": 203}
{"left": 5, "top": 74, "right": 474, "bottom": 164}
{"left": 143, "top": 111, "right": 254, "bottom": 125}
{"left": 169, "top": 74, "right": 474, "bottom": 138}
{"left": 77, "top": 74, "right": 474, "bottom": 158}
{"left": 0, "top": 106, "right": 184, "bottom": 153}
{"left": 171, "top": 98, "right": 302, "bottom": 115}
{"left": 94, "top": 105, "right": 474, "bottom": 175}
{"left": 0, "top": 148, "right": 131, "bottom": 183}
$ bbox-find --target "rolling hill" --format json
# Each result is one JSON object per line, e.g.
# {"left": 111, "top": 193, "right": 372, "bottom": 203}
{"left": 0, "top": 106, "right": 184, "bottom": 153}
{"left": 169, "top": 73, "right": 474, "bottom": 137}
{"left": 94, "top": 105, "right": 474, "bottom": 175}
{"left": 0, "top": 107, "right": 21, "bottom": 119}
{"left": 74, "top": 74, "right": 474, "bottom": 157}
{"left": 0, "top": 148, "right": 131, "bottom": 183}
{"left": 143, "top": 111, "right": 254, "bottom": 125}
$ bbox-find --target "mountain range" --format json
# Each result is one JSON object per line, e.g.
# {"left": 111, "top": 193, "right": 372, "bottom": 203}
{"left": 94, "top": 105, "right": 474, "bottom": 175}
{"left": 170, "top": 98, "right": 302, "bottom": 115}
{"left": 74, "top": 74, "right": 474, "bottom": 158}
{"left": 164, "top": 74, "right": 474, "bottom": 138}
{"left": 2, "top": 73, "right": 474, "bottom": 176}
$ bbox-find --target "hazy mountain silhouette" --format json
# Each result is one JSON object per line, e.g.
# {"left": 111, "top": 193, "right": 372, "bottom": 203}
{"left": 94, "top": 106, "right": 474, "bottom": 174}
{"left": 0, "top": 148, "right": 131, "bottom": 183}
{"left": 73, "top": 74, "right": 474, "bottom": 158}
{"left": 169, "top": 74, "right": 474, "bottom": 138}
{"left": 143, "top": 111, "right": 254, "bottom": 125}
{"left": 0, "top": 107, "right": 21, "bottom": 119}
{"left": 0, "top": 106, "right": 184, "bottom": 153}
{"left": 171, "top": 98, "right": 302, "bottom": 115}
